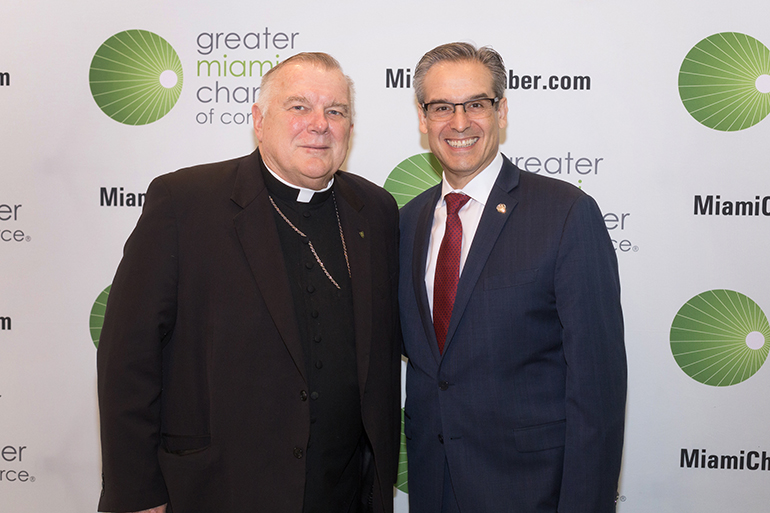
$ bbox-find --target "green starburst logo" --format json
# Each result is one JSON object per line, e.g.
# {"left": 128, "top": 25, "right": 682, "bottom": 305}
{"left": 89, "top": 30, "right": 183, "bottom": 125}
{"left": 396, "top": 409, "right": 408, "bottom": 493}
{"left": 670, "top": 289, "right": 770, "bottom": 386}
{"left": 384, "top": 153, "right": 442, "bottom": 208}
{"left": 679, "top": 32, "right": 770, "bottom": 131}
{"left": 89, "top": 285, "right": 111, "bottom": 348}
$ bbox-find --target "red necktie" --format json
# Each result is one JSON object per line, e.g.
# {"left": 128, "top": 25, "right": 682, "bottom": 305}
{"left": 433, "top": 192, "right": 471, "bottom": 354}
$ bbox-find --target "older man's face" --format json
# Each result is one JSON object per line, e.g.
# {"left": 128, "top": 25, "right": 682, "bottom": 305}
{"left": 252, "top": 63, "right": 353, "bottom": 190}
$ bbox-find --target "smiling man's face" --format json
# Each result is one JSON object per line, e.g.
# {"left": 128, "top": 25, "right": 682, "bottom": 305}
{"left": 418, "top": 60, "right": 508, "bottom": 189}
{"left": 252, "top": 62, "right": 353, "bottom": 190}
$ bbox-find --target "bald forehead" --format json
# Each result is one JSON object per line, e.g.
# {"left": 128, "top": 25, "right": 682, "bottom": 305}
{"left": 278, "top": 63, "right": 349, "bottom": 95}
{"left": 277, "top": 61, "right": 345, "bottom": 84}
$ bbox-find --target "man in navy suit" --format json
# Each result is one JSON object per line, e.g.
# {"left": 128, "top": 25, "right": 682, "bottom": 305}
{"left": 399, "top": 42, "right": 627, "bottom": 513}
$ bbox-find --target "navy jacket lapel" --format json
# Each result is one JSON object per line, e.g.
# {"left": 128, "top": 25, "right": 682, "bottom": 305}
{"left": 231, "top": 151, "right": 307, "bottom": 383}
{"left": 412, "top": 184, "right": 443, "bottom": 363}
{"left": 443, "top": 159, "right": 520, "bottom": 354}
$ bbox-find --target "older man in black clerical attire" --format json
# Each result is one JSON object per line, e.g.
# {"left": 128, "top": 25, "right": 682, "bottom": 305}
{"left": 97, "top": 52, "right": 401, "bottom": 513}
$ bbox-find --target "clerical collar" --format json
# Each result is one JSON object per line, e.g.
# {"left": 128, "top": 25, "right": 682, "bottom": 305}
{"left": 263, "top": 163, "right": 334, "bottom": 203}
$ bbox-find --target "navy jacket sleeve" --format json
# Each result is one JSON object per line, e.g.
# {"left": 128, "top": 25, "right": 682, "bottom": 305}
{"left": 554, "top": 194, "right": 627, "bottom": 513}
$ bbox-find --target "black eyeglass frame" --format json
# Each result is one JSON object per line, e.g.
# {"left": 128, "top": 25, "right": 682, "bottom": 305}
{"left": 421, "top": 97, "right": 500, "bottom": 117}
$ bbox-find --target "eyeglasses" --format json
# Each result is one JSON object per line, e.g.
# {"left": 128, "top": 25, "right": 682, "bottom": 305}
{"left": 421, "top": 97, "right": 499, "bottom": 121}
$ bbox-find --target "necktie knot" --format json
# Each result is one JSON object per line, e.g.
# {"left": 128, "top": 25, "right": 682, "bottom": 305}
{"left": 445, "top": 193, "right": 470, "bottom": 215}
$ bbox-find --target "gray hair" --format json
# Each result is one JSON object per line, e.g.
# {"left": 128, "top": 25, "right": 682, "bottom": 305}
{"left": 257, "top": 52, "right": 355, "bottom": 119}
{"left": 413, "top": 42, "right": 506, "bottom": 105}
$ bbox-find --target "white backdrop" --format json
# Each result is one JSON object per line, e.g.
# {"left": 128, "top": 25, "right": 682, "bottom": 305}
{"left": 3, "top": 1, "right": 770, "bottom": 511}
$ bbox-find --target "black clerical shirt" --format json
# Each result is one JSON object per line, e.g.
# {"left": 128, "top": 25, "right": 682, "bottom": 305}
{"left": 263, "top": 166, "right": 365, "bottom": 513}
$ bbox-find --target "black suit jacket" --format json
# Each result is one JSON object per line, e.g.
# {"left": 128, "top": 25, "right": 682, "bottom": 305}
{"left": 399, "top": 157, "right": 626, "bottom": 512}
{"left": 97, "top": 149, "right": 401, "bottom": 513}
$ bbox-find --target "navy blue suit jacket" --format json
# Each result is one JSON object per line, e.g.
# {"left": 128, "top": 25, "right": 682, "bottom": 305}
{"left": 400, "top": 157, "right": 626, "bottom": 513}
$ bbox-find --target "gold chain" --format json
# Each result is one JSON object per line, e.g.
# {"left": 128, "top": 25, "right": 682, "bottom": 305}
{"left": 268, "top": 192, "right": 351, "bottom": 290}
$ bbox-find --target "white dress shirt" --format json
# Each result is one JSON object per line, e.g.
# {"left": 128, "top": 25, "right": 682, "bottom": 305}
{"left": 425, "top": 153, "right": 504, "bottom": 317}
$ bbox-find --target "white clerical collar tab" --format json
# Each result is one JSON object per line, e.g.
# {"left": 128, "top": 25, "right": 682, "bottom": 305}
{"left": 296, "top": 188, "right": 316, "bottom": 203}
{"left": 265, "top": 165, "right": 334, "bottom": 203}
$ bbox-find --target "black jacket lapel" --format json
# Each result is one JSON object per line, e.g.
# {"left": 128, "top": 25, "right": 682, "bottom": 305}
{"left": 334, "top": 173, "right": 372, "bottom": 397}
{"left": 231, "top": 150, "right": 306, "bottom": 383}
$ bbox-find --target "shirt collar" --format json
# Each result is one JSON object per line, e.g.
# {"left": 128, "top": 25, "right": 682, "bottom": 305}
{"left": 440, "top": 152, "right": 504, "bottom": 206}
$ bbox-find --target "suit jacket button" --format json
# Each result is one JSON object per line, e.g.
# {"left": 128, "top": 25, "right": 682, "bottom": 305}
{"left": 293, "top": 447, "right": 303, "bottom": 459}
{"left": 438, "top": 380, "right": 449, "bottom": 391}
{"left": 300, "top": 390, "right": 308, "bottom": 401}
{"left": 438, "top": 434, "right": 444, "bottom": 444}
